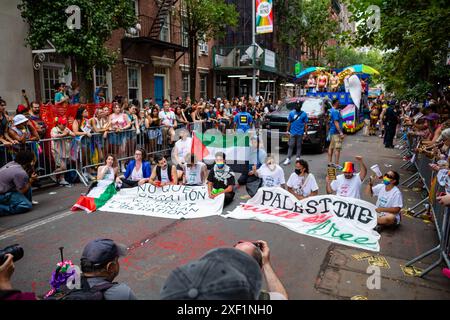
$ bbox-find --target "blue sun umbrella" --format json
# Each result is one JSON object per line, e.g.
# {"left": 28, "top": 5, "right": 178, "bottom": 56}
{"left": 295, "top": 67, "right": 326, "bottom": 79}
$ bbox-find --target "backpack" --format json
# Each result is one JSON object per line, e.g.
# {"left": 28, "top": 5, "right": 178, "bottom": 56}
{"left": 45, "top": 276, "right": 116, "bottom": 300}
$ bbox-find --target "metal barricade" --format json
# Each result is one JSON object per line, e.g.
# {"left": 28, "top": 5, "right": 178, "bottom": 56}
{"left": 0, "top": 137, "right": 88, "bottom": 186}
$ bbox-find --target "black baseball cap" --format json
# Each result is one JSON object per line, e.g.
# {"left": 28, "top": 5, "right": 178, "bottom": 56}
{"left": 160, "top": 248, "right": 263, "bottom": 300}
{"left": 81, "top": 239, "right": 127, "bottom": 266}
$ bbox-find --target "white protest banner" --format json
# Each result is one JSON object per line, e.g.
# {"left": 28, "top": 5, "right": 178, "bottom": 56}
{"left": 226, "top": 187, "right": 380, "bottom": 252}
{"left": 100, "top": 184, "right": 224, "bottom": 219}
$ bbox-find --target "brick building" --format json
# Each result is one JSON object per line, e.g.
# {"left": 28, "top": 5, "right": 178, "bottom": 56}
{"left": 29, "top": 0, "right": 214, "bottom": 106}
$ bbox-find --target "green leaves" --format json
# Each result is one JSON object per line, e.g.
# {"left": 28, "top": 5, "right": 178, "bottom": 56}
{"left": 18, "top": 0, "right": 136, "bottom": 77}
{"left": 345, "top": 0, "right": 450, "bottom": 99}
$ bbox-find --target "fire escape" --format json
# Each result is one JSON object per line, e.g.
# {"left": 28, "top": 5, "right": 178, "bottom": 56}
{"left": 121, "top": 0, "right": 187, "bottom": 63}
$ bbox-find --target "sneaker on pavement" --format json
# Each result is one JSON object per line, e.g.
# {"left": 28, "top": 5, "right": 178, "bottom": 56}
{"left": 282, "top": 159, "right": 291, "bottom": 166}
{"left": 32, "top": 200, "right": 39, "bottom": 205}
{"left": 59, "top": 179, "right": 70, "bottom": 186}
{"left": 296, "top": 157, "right": 301, "bottom": 161}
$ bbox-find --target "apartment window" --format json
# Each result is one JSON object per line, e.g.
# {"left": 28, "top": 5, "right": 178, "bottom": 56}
{"left": 94, "top": 67, "right": 110, "bottom": 102}
{"left": 200, "top": 75, "right": 207, "bottom": 99}
{"left": 182, "top": 73, "right": 190, "bottom": 99}
{"left": 132, "top": 0, "right": 139, "bottom": 15}
{"left": 128, "top": 67, "right": 141, "bottom": 101}
{"left": 42, "top": 67, "right": 62, "bottom": 103}
{"left": 181, "top": 21, "right": 189, "bottom": 47}
{"left": 160, "top": 15, "right": 170, "bottom": 42}
{"left": 215, "top": 75, "right": 227, "bottom": 99}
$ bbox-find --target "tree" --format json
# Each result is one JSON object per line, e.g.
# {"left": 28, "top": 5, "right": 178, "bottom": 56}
{"left": 344, "top": 0, "right": 450, "bottom": 99}
{"left": 276, "top": 0, "right": 339, "bottom": 66}
{"left": 18, "top": 0, "right": 136, "bottom": 100}
{"left": 179, "top": 0, "right": 238, "bottom": 99}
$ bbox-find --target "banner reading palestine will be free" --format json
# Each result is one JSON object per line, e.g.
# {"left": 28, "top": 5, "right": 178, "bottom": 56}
{"left": 256, "top": 0, "right": 273, "bottom": 34}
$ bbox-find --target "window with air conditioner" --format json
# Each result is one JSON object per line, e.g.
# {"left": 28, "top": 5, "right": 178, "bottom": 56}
{"left": 199, "top": 40, "right": 209, "bottom": 56}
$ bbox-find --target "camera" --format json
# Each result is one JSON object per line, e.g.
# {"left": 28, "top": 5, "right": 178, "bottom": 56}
{"left": 0, "top": 244, "right": 24, "bottom": 265}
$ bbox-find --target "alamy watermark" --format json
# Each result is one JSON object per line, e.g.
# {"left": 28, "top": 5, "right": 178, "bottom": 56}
{"left": 66, "top": 5, "right": 81, "bottom": 30}
{"left": 366, "top": 265, "right": 381, "bottom": 290}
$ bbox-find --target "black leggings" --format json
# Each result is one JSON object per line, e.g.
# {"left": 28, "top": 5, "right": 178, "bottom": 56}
{"left": 224, "top": 192, "right": 235, "bottom": 207}
{"left": 121, "top": 179, "right": 139, "bottom": 189}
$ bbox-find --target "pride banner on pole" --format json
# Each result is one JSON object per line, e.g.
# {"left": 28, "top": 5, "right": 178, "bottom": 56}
{"left": 256, "top": 0, "right": 273, "bottom": 34}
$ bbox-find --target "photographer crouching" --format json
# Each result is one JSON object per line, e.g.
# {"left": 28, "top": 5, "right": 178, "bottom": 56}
{"left": 0, "top": 150, "right": 38, "bottom": 216}
{"left": 0, "top": 245, "right": 36, "bottom": 300}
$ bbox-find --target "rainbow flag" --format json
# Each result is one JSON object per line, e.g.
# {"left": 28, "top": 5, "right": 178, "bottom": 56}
{"left": 341, "top": 104, "right": 356, "bottom": 128}
{"left": 256, "top": 0, "right": 273, "bottom": 34}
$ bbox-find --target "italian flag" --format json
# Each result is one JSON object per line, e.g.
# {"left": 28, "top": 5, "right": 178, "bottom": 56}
{"left": 71, "top": 181, "right": 117, "bottom": 213}
{"left": 191, "top": 131, "right": 250, "bottom": 162}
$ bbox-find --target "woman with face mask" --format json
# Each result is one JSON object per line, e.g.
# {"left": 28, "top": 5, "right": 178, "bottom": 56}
{"left": 287, "top": 159, "right": 319, "bottom": 200}
{"left": 366, "top": 170, "right": 403, "bottom": 232}
{"left": 252, "top": 156, "right": 286, "bottom": 189}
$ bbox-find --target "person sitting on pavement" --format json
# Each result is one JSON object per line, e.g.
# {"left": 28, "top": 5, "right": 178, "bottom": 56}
{"left": 207, "top": 152, "right": 235, "bottom": 206}
{"left": 366, "top": 170, "right": 403, "bottom": 231}
{"left": 252, "top": 156, "right": 286, "bottom": 189}
{"left": 181, "top": 153, "right": 207, "bottom": 186}
{"left": 79, "top": 239, "right": 137, "bottom": 300}
{"left": 287, "top": 159, "right": 319, "bottom": 200}
{"left": 0, "top": 253, "right": 37, "bottom": 300}
{"left": 116, "top": 147, "right": 151, "bottom": 188}
{"left": 148, "top": 154, "right": 178, "bottom": 187}
{"left": 282, "top": 100, "right": 308, "bottom": 166}
{"left": 0, "top": 150, "right": 39, "bottom": 215}
{"left": 326, "top": 156, "right": 367, "bottom": 199}
{"left": 238, "top": 135, "right": 267, "bottom": 186}
{"left": 173, "top": 129, "right": 193, "bottom": 181}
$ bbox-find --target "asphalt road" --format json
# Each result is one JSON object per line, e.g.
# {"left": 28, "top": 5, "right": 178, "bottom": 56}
{"left": 1, "top": 131, "right": 449, "bottom": 299}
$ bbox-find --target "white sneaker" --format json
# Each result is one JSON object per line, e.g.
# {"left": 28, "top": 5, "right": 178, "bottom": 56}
{"left": 32, "top": 200, "right": 39, "bottom": 205}
{"left": 283, "top": 159, "right": 291, "bottom": 166}
{"left": 59, "top": 179, "right": 70, "bottom": 186}
{"left": 296, "top": 157, "right": 301, "bottom": 161}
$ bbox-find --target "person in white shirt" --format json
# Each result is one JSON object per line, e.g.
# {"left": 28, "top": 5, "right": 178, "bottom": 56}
{"left": 181, "top": 153, "right": 208, "bottom": 186}
{"left": 158, "top": 99, "right": 177, "bottom": 144}
{"left": 252, "top": 156, "right": 286, "bottom": 188}
{"left": 173, "top": 129, "right": 193, "bottom": 180}
{"left": 366, "top": 170, "right": 403, "bottom": 230}
{"left": 287, "top": 159, "right": 319, "bottom": 200}
{"left": 326, "top": 156, "right": 367, "bottom": 199}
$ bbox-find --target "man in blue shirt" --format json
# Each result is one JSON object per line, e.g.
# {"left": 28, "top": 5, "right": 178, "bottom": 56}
{"left": 54, "top": 83, "right": 69, "bottom": 105}
{"left": 328, "top": 99, "right": 345, "bottom": 165}
{"left": 233, "top": 105, "right": 253, "bottom": 133}
{"left": 282, "top": 101, "right": 308, "bottom": 165}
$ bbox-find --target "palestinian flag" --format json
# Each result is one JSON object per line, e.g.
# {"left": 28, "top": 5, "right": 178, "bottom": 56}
{"left": 191, "top": 131, "right": 251, "bottom": 162}
{"left": 71, "top": 181, "right": 117, "bottom": 213}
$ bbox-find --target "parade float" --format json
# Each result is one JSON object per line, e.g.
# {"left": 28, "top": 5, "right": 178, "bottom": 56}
{"left": 296, "top": 64, "right": 380, "bottom": 133}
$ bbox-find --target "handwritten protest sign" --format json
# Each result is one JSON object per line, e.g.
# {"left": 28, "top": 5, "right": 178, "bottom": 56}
{"left": 100, "top": 184, "right": 224, "bottom": 219}
{"left": 226, "top": 187, "right": 380, "bottom": 252}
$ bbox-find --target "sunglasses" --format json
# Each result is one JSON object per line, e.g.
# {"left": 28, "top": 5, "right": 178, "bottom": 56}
{"left": 384, "top": 174, "right": 394, "bottom": 180}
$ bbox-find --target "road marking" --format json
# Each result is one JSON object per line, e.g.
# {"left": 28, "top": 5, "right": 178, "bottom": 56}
{"left": 0, "top": 211, "right": 73, "bottom": 241}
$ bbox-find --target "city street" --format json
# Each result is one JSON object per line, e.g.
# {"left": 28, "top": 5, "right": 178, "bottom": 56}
{"left": 1, "top": 132, "right": 449, "bottom": 300}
